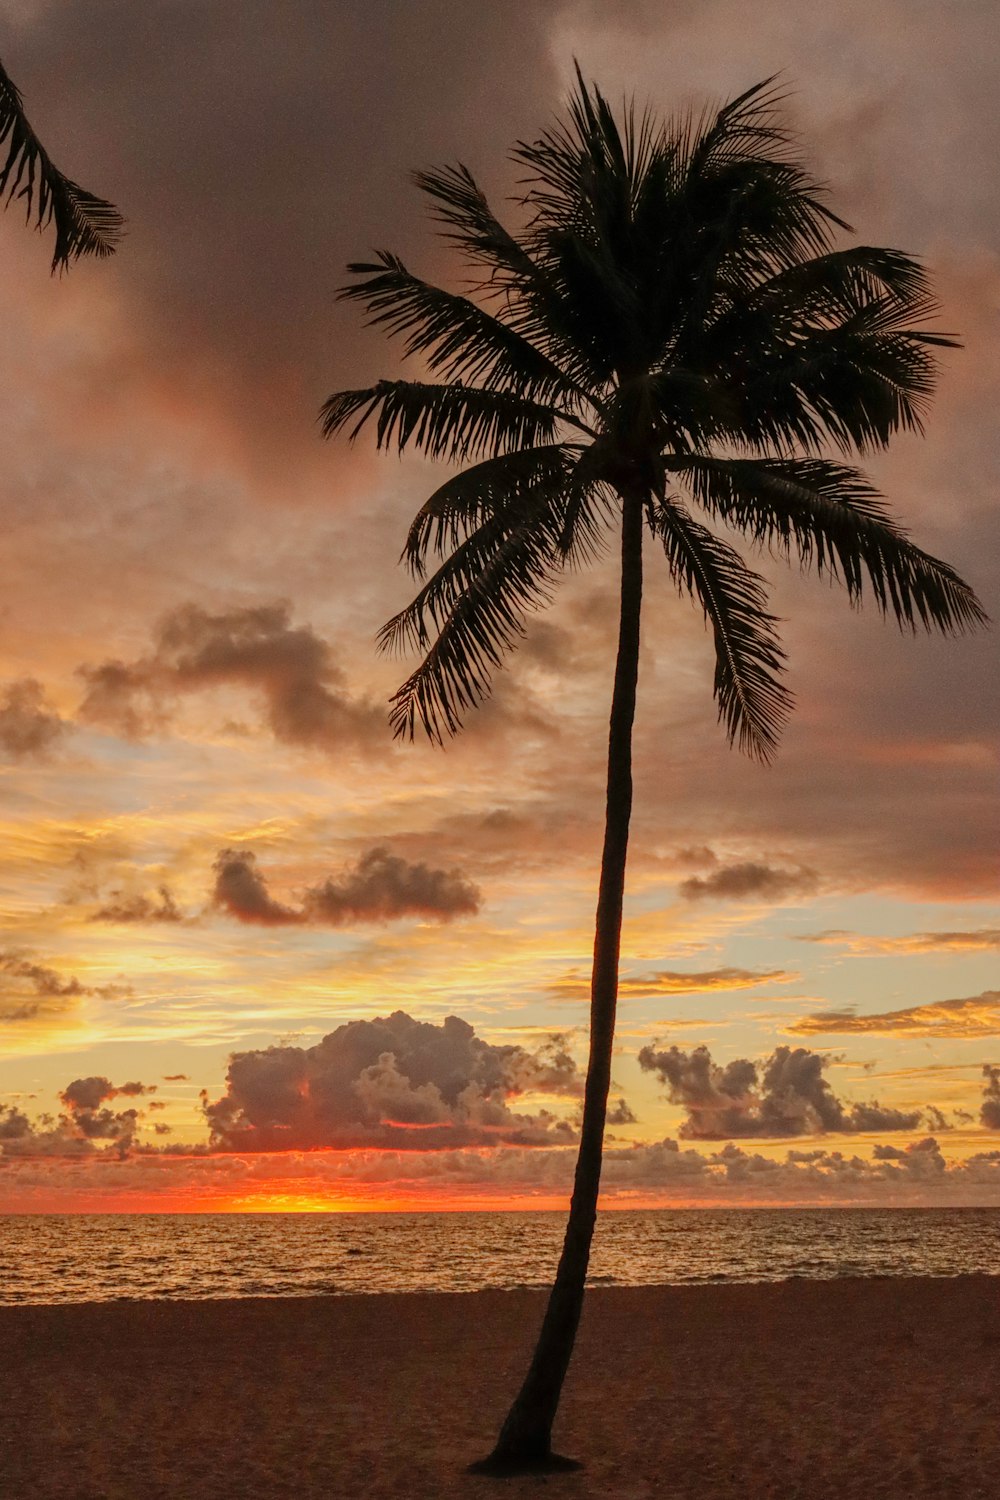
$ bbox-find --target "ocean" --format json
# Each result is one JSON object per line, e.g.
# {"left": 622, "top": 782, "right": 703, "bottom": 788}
{"left": 2, "top": 1207, "right": 999, "bottom": 1304}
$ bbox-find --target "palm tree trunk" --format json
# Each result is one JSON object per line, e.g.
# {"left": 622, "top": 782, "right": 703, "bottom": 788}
{"left": 473, "top": 487, "right": 644, "bottom": 1473}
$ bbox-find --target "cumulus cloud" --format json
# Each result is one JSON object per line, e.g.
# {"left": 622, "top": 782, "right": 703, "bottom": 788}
{"left": 0, "top": 679, "right": 67, "bottom": 761}
{"left": 637, "top": 1042, "right": 922, "bottom": 1139}
{"left": 202, "top": 1011, "right": 581, "bottom": 1151}
{"left": 679, "top": 861, "right": 819, "bottom": 903}
{"left": 788, "top": 992, "right": 1000, "bottom": 1039}
{"left": 58, "top": 1076, "right": 156, "bottom": 1146}
{"left": 1, "top": 1076, "right": 158, "bottom": 1158}
{"left": 77, "top": 602, "right": 383, "bottom": 752}
{"left": 60, "top": 1077, "right": 155, "bottom": 1111}
{"left": 552, "top": 967, "right": 798, "bottom": 1001}
{"left": 211, "top": 846, "right": 480, "bottom": 927}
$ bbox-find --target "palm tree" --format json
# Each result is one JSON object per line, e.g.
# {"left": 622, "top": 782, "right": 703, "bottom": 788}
{"left": 1, "top": 55, "right": 122, "bottom": 270}
{"left": 321, "top": 73, "right": 986, "bottom": 1472}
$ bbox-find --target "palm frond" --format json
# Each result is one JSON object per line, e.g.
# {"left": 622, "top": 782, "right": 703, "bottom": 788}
{"left": 686, "top": 76, "right": 795, "bottom": 170}
{"left": 413, "top": 162, "right": 612, "bottom": 394}
{"left": 401, "top": 443, "right": 612, "bottom": 575}
{"left": 652, "top": 498, "right": 791, "bottom": 760}
{"left": 0, "top": 57, "right": 123, "bottom": 271}
{"left": 320, "top": 379, "right": 559, "bottom": 463}
{"left": 667, "top": 455, "right": 989, "bottom": 632}
{"left": 742, "top": 245, "right": 937, "bottom": 317}
{"left": 380, "top": 495, "right": 567, "bottom": 741}
{"left": 413, "top": 163, "right": 539, "bottom": 285}
{"left": 338, "top": 252, "right": 591, "bottom": 414}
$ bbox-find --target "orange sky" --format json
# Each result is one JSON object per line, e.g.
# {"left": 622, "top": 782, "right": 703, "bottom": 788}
{"left": 1, "top": 0, "right": 998, "bottom": 1212}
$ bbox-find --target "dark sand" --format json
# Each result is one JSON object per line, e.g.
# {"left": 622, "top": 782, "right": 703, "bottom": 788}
{"left": 3, "top": 1276, "right": 999, "bottom": 1499}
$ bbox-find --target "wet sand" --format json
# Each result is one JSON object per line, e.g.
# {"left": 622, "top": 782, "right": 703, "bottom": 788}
{"left": 3, "top": 1276, "right": 999, "bottom": 1499}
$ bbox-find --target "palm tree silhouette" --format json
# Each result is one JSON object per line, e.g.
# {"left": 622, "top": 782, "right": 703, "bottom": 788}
{"left": 1, "top": 55, "right": 122, "bottom": 270}
{"left": 322, "top": 73, "right": 986, "bottom": 1472}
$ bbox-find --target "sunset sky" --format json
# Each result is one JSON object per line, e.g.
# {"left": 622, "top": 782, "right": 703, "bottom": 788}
{"left": 1, "top": 0, "right": 997, "bottom": 1212}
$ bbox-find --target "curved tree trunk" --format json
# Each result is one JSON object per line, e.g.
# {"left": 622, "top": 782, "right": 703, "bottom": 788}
{"left": 473, "top": 488, "right": 644, "bottom": 1473}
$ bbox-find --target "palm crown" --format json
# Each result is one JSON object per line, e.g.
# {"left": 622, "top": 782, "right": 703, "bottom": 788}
{"left": 323, "top": 73, "right": 985, "bottom": 758}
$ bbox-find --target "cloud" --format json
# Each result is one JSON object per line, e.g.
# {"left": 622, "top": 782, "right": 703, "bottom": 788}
{"left": 211, "top": 845, "right": 480, "bottom": 927}
{"left": 302, "top": 847, "right": 481, "bottom": 924}
{"left": 59, "top": 1077, "right": 155, "bottom": 1111}
{"left": 202, "top": 1011, "right": 581, "bottom": 1151}
{"left": 679, "top": 862, "right": 819, "bottom": 902}
{"left": 77, "top": 602, "right": 384, "bottom": 752}
{"left": 0, "top": 678, "right": 67, "bottom": 761}
{"left": 798, "top": 928, "right": 1000, "bottom": 953}
{"left": 981, "top": 1066, "right": 1000, "bottom": 1129}
{"left": 788, "top": 992, "right": 1000, "bottom": 1039}
{"left": 210, "top": 849, "right": 302, "bottom": 927}
{"left": 1, "top": 1076, "right": 158, "bottom": 1158}
{"left": 607, "top": 1097, "right": 638, "bottom": 1126}
{"left": 0, "top": 949, "right": 131, "bottom": 1023}
{"left": 91, "top": 886, "right": 183, "bottom": 924}
{"left": 58, "top": 1076, "right": 156, "bottom": 1146}
{"left": 0, "top": 950, "right": 85, "bottom": 1022}
{"left": 551, "top": 967, "right": 799, "bottom": 1001}
{"left": 638, "top": 1042, "right": 922, "bottom": 1139}
{"left": 10, "top": 1122, "right": 1000, "bottom": 1209}
{"left": 0, "top": 1105, "right": 32, "bottom": 1142}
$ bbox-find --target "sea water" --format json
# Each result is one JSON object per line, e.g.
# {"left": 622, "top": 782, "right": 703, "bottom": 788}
{"left": 2, "top": 1207, "right": 999, "bottom": 1304}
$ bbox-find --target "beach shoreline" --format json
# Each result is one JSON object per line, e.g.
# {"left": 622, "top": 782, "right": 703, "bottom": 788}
{"left": 4, "top": 1276, "right": 998, "bottom": 1498}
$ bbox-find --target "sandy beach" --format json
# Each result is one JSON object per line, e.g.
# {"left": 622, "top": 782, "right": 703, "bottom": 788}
{"left": 2, "top": 1275, "right": 999, "bottom": 1499}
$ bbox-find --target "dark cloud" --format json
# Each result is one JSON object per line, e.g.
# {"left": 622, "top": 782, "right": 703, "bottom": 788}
{"left": 788, "top": 992, "right": 1000, "bottom": 1039}
{"left": 59, "top": 1077, "right": 155, "bottom": 1112}
{"left": 980, "top": 1065, "right": 1000, "bottom": 1129}
{"left": 0, "top": 678, "right": 66, "bottom": 760}
{"left": 202, "top": 1011, "right": 581, "bottom": 1151}
{"left": 302, "top": 847, "right": 480, "bottom": 924}
{"left": 0, "top": 1105, "right": 31, "bottom": 1141}
{"left": 91, "top": 886, "right": 183, "bottom": 924}
{"left": 211, "top": 849, "right": 302, "bottom": 927}
{"left": 211, "top": 845, "right": 480, "bottom": 927}
{"left": 638, "top": 1042, "right": 922, "bottom": 1139}
{"left": 77, "top": 603, "right": 384, "bottom": 752}
{"left": 870, "top": 1138, "right": 946, "bottom": 1180}
{"left": 606, "top": 1097, "right": 638, "bottom": 1127}
{"left": 679, "top": 861, "right": 819, "bottom": 903}
{"left": 57, "top": 1076, "right": 154, "bottom": 1148}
